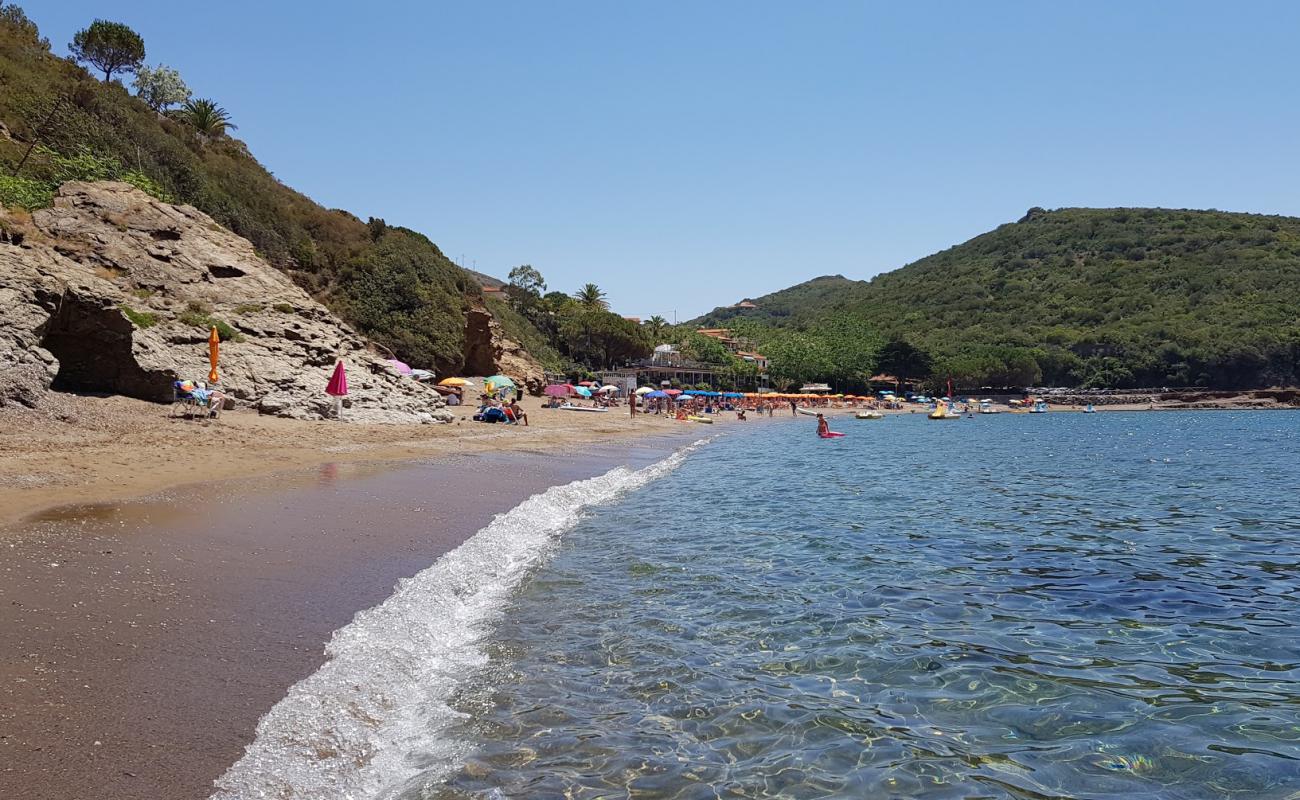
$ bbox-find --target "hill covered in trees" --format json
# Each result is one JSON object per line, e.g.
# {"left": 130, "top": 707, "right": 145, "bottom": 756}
{"left": 699, "top": 207, "right": 1300, "bottom": 389}
{"left": 0, "top": 4, "right": 509, "bottom": 375}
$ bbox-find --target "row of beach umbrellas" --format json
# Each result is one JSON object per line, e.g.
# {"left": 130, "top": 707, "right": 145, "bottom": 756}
{"left": 545, "top": 383, "right": 620, "bottom": 397}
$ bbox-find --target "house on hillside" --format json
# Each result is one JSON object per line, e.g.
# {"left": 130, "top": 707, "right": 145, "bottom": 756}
{"left": 696, "top": 328, "right": 767, "bottom": 372}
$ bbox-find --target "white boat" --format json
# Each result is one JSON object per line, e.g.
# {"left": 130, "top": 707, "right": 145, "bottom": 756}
{"left": 855, "top": 411, "right": 884, "bottom": 420}
{"left": 1028, "top": 401, "right": 1049, "bottom": 413}
{"left": 1082, "top": 404, "right": 1097, "bottom": 413}
{"left": 558, "top": 404, "right": 608, "bottom": 413}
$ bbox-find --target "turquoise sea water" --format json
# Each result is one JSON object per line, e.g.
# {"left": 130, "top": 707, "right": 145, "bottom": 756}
{"left": 414, "top": 412, "right": 1300, "bottom": 799}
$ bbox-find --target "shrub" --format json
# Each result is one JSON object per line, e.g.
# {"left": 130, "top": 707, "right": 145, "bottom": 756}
{"left": 233, "top": 302, "right": 263, "bottom": 314}
{"left": 272, "top": 302, "right": 294, "bottom": 313}
{"left": 0, "top": 175, "right": 54, "bottom": 209}
{"left": 176, "top": 303, "right": 241, "bottom": 341}
{"left": 119, "top": 304, "right": 157, "bottom": 328}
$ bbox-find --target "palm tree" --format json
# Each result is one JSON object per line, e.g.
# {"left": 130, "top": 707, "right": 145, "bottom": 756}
{"left": 574, "top": 283, "right": 608, "bottom": 310}
{"left": 646, "top": 315, "right": 668, "bottom": 339}
{"left": 177, "top": 98, "right": 237, "bottom": 137}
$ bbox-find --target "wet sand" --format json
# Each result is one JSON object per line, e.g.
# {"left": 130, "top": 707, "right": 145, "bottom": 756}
{"left": 0, "top": 437, "right": 691, "bottom": 800}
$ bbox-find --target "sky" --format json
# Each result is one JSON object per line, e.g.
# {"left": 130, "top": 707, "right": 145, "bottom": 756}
{"left": 29, "top": 1, "right": 1300, "bottom": 320}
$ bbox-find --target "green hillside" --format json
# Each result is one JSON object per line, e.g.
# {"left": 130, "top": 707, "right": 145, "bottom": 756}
{"left": 0, "top": 5, "right": 494, "bottom": 374}
{"left": 700, "top": 207, "right": 1300, "bottom": 389}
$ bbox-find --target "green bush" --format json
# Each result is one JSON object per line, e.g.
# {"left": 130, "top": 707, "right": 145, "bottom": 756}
{"left": 119, "top": 304, "right": 157, "bottom": 328}
{"left": 177, "top": 305, "right": 241, "bottom": 341}
{"left": 0, "top": 175, "right": 54, "bottom": 209}
{"left": 233, "top": 302, "right": 263, "bottom": 314}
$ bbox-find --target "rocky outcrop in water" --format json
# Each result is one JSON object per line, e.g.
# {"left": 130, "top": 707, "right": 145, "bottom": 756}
{"left": 0, "top": 182, "right": 448, "bottom": 422}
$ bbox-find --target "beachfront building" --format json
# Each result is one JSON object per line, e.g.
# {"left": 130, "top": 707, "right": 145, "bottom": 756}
{"left": 605, "top": 355, "right": 722, "bottom": 389}
{"left": 696, "top": 328, "right": 768, "bottom": 371}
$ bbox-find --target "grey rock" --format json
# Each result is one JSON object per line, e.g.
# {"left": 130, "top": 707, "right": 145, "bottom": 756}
{"left": 0, "top": 183, "right": 450, "bottom": 422}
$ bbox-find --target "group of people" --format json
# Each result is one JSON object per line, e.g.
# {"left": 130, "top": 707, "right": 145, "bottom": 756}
{"left": 472, "top": 392, "right": 529, "bottom": 425}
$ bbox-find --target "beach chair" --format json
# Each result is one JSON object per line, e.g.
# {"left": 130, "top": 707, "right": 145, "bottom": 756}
{"left": 170, "top": 381, "right": 225, "bottom": 421}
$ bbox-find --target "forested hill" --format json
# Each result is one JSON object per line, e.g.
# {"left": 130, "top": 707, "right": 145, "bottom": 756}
{"left": 0, "top": 5, "right": 524, "bottom": 374}
{"left": 699, "top": 206, "right": 1300, "bottom": 389}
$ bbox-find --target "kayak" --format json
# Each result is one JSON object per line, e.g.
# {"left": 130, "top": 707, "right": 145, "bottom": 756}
{"left": 558, "top": 404, "right": 608, "bottom": 412}
{"left": 686, "top": 415, "right": 713, "bottom": 424}
{"left": 819, "top": 431, "right": 845, "bottom": 438}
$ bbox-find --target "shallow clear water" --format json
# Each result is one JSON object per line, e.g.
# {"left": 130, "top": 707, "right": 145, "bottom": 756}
{"left": 414, "top": 412, "right": 1300, "bottom": 799}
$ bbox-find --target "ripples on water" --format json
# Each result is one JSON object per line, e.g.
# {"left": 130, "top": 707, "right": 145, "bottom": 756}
{"left": 410, "top": 412, "right": 1300, "bottom": 799}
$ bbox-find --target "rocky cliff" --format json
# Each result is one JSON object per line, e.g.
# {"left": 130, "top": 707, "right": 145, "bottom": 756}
{"left": 0, "top": 182, "right": 461, "bottom": 423}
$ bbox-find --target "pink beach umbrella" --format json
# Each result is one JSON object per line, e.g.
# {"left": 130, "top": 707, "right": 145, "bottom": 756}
{"left": 385, "top": 358, "right": 413, "bottom": 375}
{"left": 544, "top": 383, "right": 574, "bottom": 397}
{"left": 326, "top": 361, "right": 349, "bottom": 396}
{"left": 326, "top": 361, "right": 348, "bottom": 419}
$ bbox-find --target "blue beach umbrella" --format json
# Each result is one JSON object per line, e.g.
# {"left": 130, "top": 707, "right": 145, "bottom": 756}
{"left": 645, "top": 390, "right": 669, "bottom": 399}
{"left": 575, "top": 386, "right": 593, "bottom": 397}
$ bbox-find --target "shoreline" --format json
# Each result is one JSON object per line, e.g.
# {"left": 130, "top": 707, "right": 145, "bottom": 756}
{"left": 4, "top": 394, "right": 1294, "bottom": 528}
{"left": 0, "top": 393, "right": 699, "bottom": 529}
{"left": 0, "top": 435, "right": 698, "bottom": 800}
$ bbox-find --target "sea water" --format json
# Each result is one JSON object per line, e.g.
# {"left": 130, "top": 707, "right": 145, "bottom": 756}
{"left": 219, "top": 412, "right": 1300, "bottom": 799}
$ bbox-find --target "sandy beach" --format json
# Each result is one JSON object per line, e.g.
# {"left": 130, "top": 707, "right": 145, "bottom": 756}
{"left": 0, "top": 393, "right": 698, "bottom": 529}
{"left": 0, "top": 397, "right": 704, "bottom": 800}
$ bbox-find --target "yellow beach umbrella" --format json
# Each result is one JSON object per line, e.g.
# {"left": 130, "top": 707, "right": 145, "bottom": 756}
{"left": 438, "top": 377, "right": 474, "bottom": 387}
{"left": 207, "top": 326, "right": 220, "bottom": 384}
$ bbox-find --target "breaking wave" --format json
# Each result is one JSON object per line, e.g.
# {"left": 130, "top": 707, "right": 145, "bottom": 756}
{"left": 211, "top": 439, "right": 708, "bottom": 800}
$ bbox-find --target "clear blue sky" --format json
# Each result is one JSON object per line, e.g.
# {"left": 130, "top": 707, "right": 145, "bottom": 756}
{"left": 30, "top": 1, "right": 1300, "bottom": 320}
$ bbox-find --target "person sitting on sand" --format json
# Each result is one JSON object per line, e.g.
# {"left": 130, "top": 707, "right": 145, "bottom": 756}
{"left": 506, "top": 400, "right": 529, "bottom": 426}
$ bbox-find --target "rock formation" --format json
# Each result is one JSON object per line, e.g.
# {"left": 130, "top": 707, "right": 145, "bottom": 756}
{"left": 0, "top": 182, "right": 449, "bottom": 423}
{"left": 461, "top": 303, "right": 546, "bottom": 396}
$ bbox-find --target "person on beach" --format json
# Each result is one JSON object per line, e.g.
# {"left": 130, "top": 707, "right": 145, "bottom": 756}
{"left": 816, "top": 413, "right": 829, "bottom": 437}
{"left": 506, "top": 400, "right": 529, "bottom": 426}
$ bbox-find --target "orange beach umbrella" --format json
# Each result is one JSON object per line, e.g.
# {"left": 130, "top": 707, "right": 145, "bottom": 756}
{"left": 207, "top": 326, "right": 220, "bottom": 384}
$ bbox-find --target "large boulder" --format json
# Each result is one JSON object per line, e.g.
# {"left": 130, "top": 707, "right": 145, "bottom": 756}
{"left": 462, "top": 303, "right": 546, "bottom": 395}
{"left": 0, "top": 183, "right": 446, "bottom": 422}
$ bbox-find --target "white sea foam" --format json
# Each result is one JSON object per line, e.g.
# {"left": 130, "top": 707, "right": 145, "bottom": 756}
{"left": 211, "top": 440, "right": 707, "bottom": 800}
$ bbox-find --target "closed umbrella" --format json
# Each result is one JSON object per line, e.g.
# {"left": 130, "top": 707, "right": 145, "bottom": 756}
{"left": 325, "top": 360, "right": 348, "bottom": 419}
{"left": 207, "top": 326, "right": 220, "bottom": 384}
